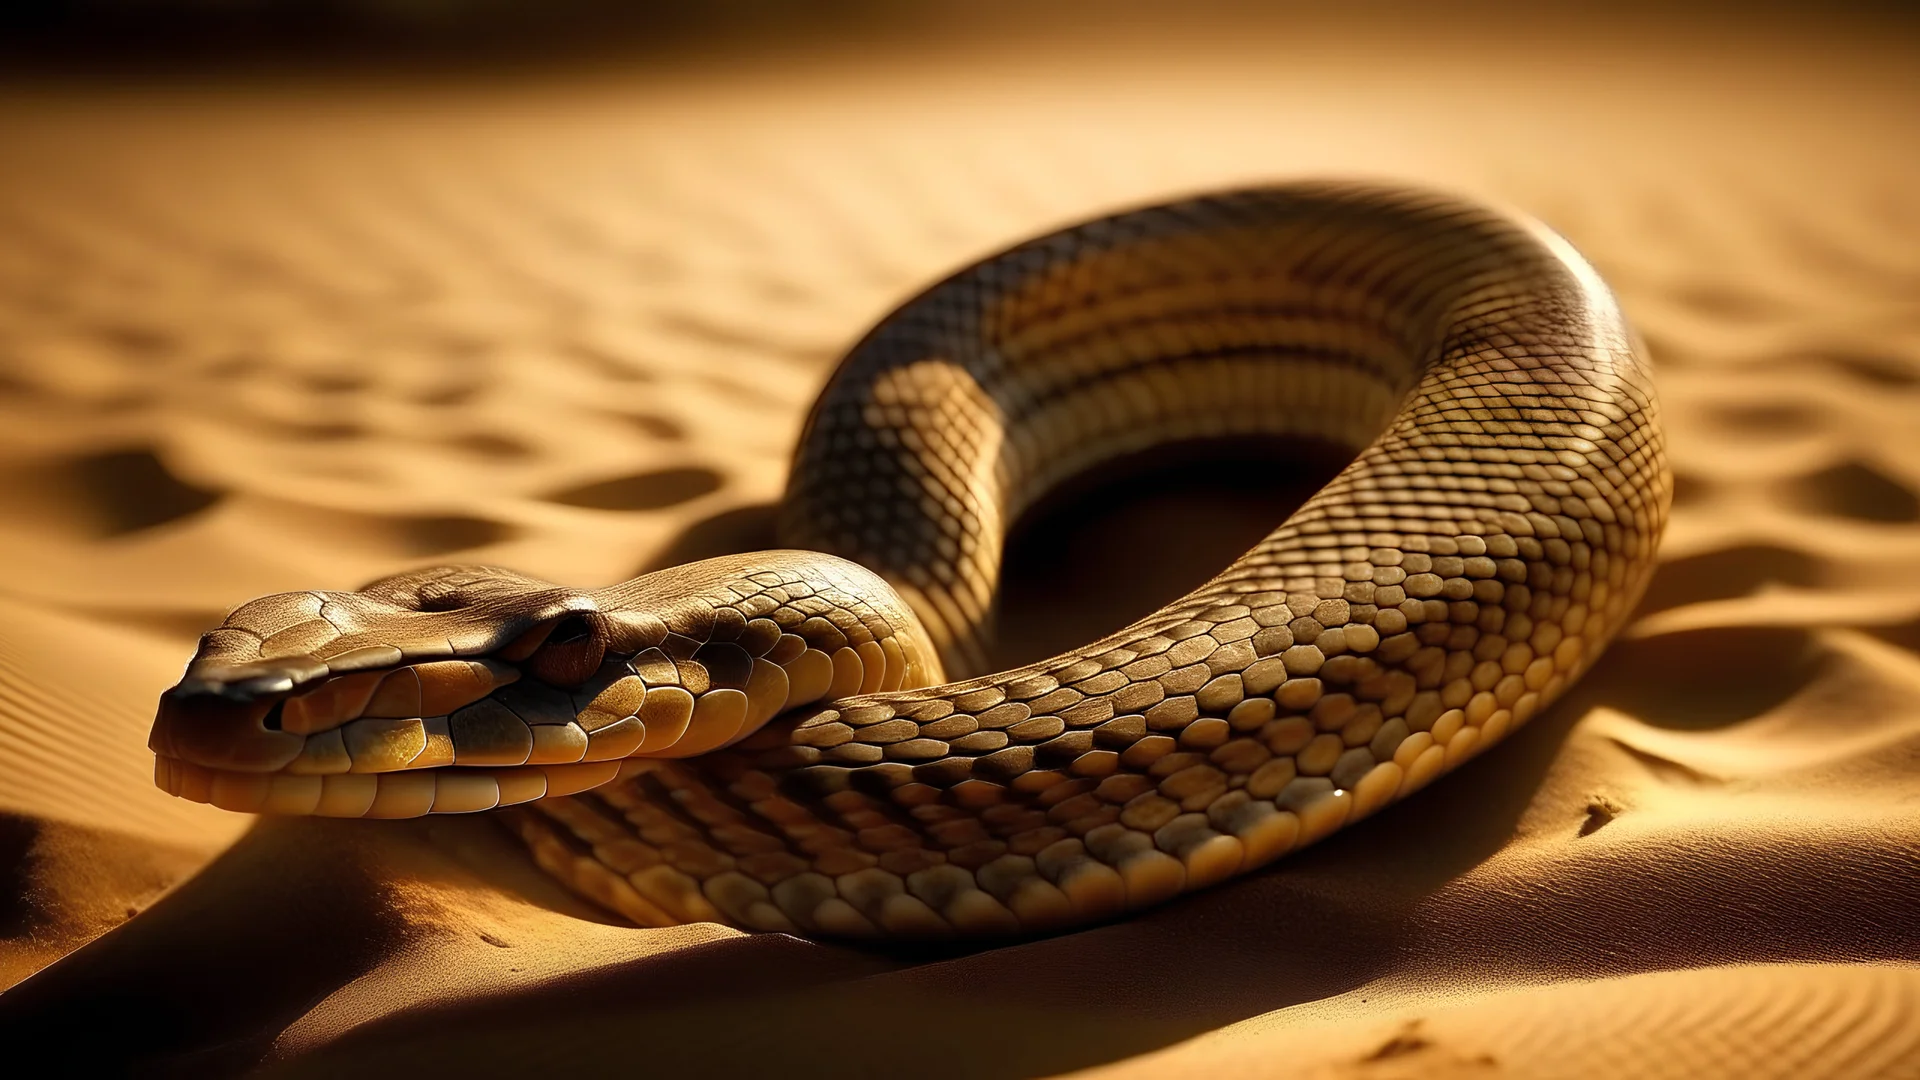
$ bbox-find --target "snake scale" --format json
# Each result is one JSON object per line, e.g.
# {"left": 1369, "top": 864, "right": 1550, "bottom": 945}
{"left": 147, "top": 181, "right": 1670, "bottom": 939}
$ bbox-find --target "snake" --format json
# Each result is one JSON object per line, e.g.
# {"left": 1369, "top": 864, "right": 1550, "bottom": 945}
{"left": 147, "top": 181, "right": 1670, "bottom": 939}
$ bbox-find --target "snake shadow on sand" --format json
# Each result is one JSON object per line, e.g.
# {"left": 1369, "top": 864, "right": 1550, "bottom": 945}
{"left": 8, "top": 436, "right": 1907, "bottom": 1078}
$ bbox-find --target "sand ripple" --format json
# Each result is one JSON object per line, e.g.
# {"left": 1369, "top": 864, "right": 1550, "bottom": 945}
{"left": 0, "top": 10, "right": 1916, "bottom": 1077}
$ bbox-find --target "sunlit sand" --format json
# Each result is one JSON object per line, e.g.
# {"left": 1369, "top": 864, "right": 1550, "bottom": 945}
{"left": 0, "top": 10, "right": 1915, "bottom": 1075}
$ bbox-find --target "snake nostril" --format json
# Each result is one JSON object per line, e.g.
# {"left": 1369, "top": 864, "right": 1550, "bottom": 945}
{"left": 525, "top": 612, "right": 607, "bottom": 687}
{"left": 262, "top": 701, "right": 285, "bottom": 731}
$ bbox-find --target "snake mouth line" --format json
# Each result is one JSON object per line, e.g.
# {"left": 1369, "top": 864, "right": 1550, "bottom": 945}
{"left": 152, "top": 753, "right": 654, "bottom": 817}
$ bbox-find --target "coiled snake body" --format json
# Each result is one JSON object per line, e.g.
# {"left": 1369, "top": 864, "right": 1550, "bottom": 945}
{"left": 148, "top": 182, "right": 1670, "bottom": 938}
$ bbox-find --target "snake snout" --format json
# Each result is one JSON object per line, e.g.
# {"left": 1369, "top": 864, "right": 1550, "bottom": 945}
{"left": 150, "top": 682, "right": 305, "bottom": 772}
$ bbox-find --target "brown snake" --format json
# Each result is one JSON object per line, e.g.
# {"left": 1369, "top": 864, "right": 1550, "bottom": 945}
{"left": 147, "top": 181, "right": 1670, "bottom": 938}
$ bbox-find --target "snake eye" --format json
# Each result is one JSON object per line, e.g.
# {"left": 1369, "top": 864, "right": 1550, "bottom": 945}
{"left": 525, "top": 613, "right": 608, "bottom": 687}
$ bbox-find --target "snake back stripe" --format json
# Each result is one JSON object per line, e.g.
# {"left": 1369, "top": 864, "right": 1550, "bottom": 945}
{"left": 147, "top": 181, "right": 1671, "bottom": 939}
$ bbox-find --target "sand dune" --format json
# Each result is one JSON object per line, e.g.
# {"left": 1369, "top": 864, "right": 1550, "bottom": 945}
{"left": 1, "top": 9, "right": 1918, "bottom": 1076}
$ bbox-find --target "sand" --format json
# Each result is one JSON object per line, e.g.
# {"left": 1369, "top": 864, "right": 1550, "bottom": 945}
{"left": 0, "top": 8, "right": 1917, "bottom": 1076}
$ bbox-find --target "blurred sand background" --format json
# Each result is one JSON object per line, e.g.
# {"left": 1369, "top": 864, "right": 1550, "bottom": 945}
{"left": 0, "top": 2, "right": 1917, "bottom": 1075}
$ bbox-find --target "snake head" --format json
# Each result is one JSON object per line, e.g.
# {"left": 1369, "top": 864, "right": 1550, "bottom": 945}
{"left": 147, "top": 564, "right": 653, "bottom": 817}
{"left": 149, "top": 552, "right": 938, "bottom": 818}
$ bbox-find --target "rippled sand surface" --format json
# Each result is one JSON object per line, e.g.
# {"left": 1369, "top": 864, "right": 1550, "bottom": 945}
{"left": 0, "top": 12, "right": 1916, "bottom": 1076}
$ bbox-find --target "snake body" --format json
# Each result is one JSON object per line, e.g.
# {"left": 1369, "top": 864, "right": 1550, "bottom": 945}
{"left": 148, "top": 182, "right": 1670, "bottom": 938}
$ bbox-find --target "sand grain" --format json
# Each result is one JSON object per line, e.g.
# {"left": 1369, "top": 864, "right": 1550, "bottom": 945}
{"left": 0, "top": 11, "right": 1916, "bottom": 1077}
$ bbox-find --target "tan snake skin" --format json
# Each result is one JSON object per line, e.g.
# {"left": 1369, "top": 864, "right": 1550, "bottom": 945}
{"left": 146, "top": 181, "right": 1670, "bottom": 938}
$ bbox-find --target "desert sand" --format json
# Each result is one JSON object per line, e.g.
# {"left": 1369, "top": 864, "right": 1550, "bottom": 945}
{"left": 0, "top": 8, "right": 1917, "bottom": 1076}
